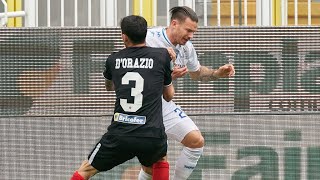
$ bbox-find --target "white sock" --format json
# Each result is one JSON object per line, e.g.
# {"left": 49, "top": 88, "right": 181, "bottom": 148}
{"left": 173, "top": 147, "right": 204, "bottom": 180}
{"left": 138, "top": 169, "right": 152, "bottom": 180}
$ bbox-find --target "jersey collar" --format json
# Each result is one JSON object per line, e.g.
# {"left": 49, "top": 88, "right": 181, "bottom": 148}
{"left": 162, "top": 28, "right": 177, "bottom": 48}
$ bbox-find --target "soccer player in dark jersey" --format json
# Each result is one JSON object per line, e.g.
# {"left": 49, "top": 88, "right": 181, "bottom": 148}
{"left": 70, "top": 15, "right": 175, "bottom": 180}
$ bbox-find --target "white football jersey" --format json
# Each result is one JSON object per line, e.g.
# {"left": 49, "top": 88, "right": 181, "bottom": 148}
{"left": 146, "top": 27, "right": 200, "bottom": 115}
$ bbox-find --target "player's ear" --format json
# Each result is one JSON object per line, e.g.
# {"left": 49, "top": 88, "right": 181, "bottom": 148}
{"left": 121, "top": 33, "right": 128, "bottom": 43}
{"left": 171, "top": 19, "right": 177, "bottom": 27}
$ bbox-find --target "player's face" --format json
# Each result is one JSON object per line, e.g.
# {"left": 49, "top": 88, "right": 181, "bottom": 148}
{"left": 174, "top": 17, "right": 198, "bottom": 45}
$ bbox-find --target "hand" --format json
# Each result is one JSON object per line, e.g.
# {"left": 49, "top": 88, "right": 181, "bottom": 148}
{"left": 166, "top": 47, "right": 176, "bottom": 61}
{"left": 216, "top": 64, "right": 235, "bottom": 78}
{"left": 171, "top": 65, "right": 188, "bottom": 80}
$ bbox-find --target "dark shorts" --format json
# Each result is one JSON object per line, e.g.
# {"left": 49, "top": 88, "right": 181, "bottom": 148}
{"left": 87, "top": 133, "right": 167, "bottom": 171}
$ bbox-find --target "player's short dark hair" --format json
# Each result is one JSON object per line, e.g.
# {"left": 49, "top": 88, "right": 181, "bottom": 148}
{"left": 170, "top": 6, "right": 198, "bottom": 23}
{"left": 120, "top": 15, "right": 147, "bottom": 44}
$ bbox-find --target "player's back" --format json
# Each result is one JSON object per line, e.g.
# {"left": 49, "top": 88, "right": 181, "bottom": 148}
{"left": 104, "top": 46, "right": 172, "bottom": 138}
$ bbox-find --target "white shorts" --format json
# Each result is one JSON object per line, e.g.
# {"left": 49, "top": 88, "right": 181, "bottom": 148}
{"left": 163, "top": 105, "right": 199, "bottom": 142}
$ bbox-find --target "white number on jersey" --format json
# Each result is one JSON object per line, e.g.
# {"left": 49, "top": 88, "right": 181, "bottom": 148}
{"left": 120, "top": 72, "right": 144, "bottom": 112}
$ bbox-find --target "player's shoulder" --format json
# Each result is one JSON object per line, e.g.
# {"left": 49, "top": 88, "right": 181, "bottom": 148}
{"left": 145, "top": 46, "right": 167, "bottom": 53}
{"left": 107, "top": 50, "right": 121, "bottom": 59}
{"left": 106, "top": 48, "right": 127, "bottom": 61}
{"left": 147, "top": 27, "right": 165, "bottom": 37}
{"left": 144, "top": 47, "right": 169, "bottom": 60}
{"left": 146, "top": 47, "right": 169, "bottom": 56}
{"left": 147, "top": 27, "right": 163, "bottom": 33}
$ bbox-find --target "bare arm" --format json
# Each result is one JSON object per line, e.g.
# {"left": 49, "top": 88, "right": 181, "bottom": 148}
{"left": 189, "top": 64, "right": 235, "bottom": 82}
{"left": 163, "top": 84, "right": 175, "bottom": 102}
{"left": 105, "top": 79, "right": 115, "bottom": 91}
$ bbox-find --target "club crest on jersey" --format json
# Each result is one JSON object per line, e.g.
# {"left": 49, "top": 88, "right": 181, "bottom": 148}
{"left": 115, "top": 58, "right": 154, "bottom": 69}
{"left": 114, "top": 112, "right": 146, "bottom": 125}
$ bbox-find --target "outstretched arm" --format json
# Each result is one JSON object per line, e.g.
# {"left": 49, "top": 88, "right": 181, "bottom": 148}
{"left": 189, "top": 64, "right": 235, "bottom": 82}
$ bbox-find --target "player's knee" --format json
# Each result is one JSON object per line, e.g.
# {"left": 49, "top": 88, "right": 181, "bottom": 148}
{"left": 181, "top": 130, "right": 205, "bottom": 148}
{"left": 195, "top": 134, "right": 205, "bottom": 148}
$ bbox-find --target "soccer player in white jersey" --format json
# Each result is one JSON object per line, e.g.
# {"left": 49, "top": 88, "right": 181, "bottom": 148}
{"left": 138, "top": 6, "right": 235, "bottom": 180}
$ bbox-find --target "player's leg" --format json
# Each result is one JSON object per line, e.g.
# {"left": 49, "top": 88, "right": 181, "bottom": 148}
{"left": 71, "top": 134, "right": 134, "bottom": 180}
{"left": 139, "top": 158, "right": 169, "bottom": 180}
{"left": 70, "top": 160, "right": 98, "bottom": 180}
{"left": 173, "top": 130, "right": 204, "bottom": 180}
{"left": 152, "top": 160, "right": 170, "bottom": 180}
{"left": 137, "top": 137, "right": 169, "bottom": 180}
{"left": 164, "top": 106, "right": 204, "bottom": 180}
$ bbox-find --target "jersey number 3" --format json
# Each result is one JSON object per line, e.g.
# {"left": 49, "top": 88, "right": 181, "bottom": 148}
{"left": 120, "top": 72, "right": 144, "bottom": 112}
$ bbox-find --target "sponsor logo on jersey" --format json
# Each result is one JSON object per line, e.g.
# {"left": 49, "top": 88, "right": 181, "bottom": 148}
{"left": 114, "top": 112, "right": 146, "bottom": 124}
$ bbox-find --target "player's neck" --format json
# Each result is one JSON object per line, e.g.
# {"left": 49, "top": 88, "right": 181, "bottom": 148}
{"left": 125, "top": 42, "right": 146, "bottom": 48}
{"left": 166, "top": 28, "right": 177, "bottom": 46}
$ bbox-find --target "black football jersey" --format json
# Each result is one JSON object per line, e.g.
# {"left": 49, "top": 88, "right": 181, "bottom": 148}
{"left": 103, "top": 46, "right": 172, "bottom": 138}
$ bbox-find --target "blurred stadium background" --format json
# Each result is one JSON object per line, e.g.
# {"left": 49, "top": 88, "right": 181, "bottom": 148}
{"left": 1, "top": 0, "right": 320, "bottom": 180}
